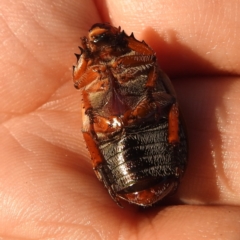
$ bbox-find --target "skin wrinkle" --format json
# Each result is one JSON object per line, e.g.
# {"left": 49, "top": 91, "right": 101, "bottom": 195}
{"left": 0, "top": 16, "right": 19, "bottom": 50}
{"left": 24, "top": 116, "right": 85, "bottom": 158}
{"left": 118, "top": 211, "right": 138, "bottom": 240}
{"left": 1, "top": 123, "right": 33, "bottom": 155}
{"left": 0, "top": 22, "right": 29, "bottom": 67}
{"left": 217, "top": 82, "right": 240, "bottom": 198}
{"left": 2, "top": 5, "right": 32, "bottom": 39}
{"left": 220, "top": 149, "right": 240, "bottom": 198}
{"left": 142, "top": 213, "right": 158, "bottom": 239}
{"left": 6, "top": 78, "right": 65, "bottom": 115}
{"left": 0, "top": 23, "right": 69, "bottom": 115}
{"left": 232, "top": 6, "right": 239, "bottom": 70}
{"left": 21, "top": 1, "right": 75, "bottom": 34}
{"left": 9, "top": 221, "right": 101, "bottom": 239}
{"left": 4, "top": 117, "right": 71, "bottom": 161}
{"left": 20, "top": 3, "right": 65, "bottom": 41}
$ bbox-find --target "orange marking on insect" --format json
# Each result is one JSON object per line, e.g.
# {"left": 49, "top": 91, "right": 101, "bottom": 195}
{"left": 145, "top": 66, "right": 157, "bottom": 88}
{"left": 168, "top": 104, "right": 180, "bottom": 144}
{"left": 119, "top": 180, "right": 176, "bottom": 206}
{"left": 82, "top": 132, "right": 104, "bottom": 168}
{"left": 127, "top": 35, "right": 154, "bottom": 55}
{"left": 93, "top": 116, "right": 122, "bottom": 134}
{"left": 73, "top": 57, "right": 88, "bottom": 86}
{"left": 89, "top": 28, "right": 108, "bottom": 39}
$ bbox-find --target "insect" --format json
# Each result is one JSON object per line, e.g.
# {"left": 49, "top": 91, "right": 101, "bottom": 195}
{"left": 73, "top": 23, "right": 187, "bottom": 207}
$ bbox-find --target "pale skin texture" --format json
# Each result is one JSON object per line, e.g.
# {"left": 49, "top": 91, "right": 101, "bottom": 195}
{"left": 1, "top": 0, "right": 240, "bottom": 239}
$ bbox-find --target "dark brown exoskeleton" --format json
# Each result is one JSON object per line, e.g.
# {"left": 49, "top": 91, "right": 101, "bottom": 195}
{"left": 73, "top": 23, "right": 187, "bottom": 207}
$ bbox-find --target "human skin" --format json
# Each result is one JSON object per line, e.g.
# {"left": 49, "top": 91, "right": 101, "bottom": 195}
{"left": 1, "top": 0, "right": 240, "bottom": 239}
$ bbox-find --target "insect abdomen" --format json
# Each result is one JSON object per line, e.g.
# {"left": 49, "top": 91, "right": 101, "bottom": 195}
{"left": 99, "top": 121, "right": 187, "bottom": 196}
